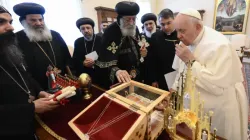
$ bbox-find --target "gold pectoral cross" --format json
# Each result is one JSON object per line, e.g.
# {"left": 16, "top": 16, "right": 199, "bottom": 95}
{"left": 107, "top": 42, "right": 118, "bottom": 54}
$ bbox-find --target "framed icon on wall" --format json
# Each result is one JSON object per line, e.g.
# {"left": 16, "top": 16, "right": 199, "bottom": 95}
{"left": 213, "top": 0, "right": 250, "bottom": 34}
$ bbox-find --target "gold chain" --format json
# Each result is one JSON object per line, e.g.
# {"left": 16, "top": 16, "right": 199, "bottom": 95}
{"left": 0, "top": 63, "right": 31, "bottom": 95}
{"left": 35, "top": 41, "right": 56, "bottom": 68}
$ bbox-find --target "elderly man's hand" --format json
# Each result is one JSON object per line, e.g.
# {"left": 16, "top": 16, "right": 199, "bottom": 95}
{"left": 38, "top": 91, "right": 52, "bottom": 98}
{"left": 140, "top": 47, "right": 148, "bottom": 57}
{"left": 116, "top": 70, "right": 131, "bottom": 83}
{"left": 83, "top": 58, "right": 95, "bottom": 68}
{"left": 33, "top": 98, "right": 59, "bottom": 114}
{"left": 175, "top": 43, "right": 195, "bottom": 63}
{"left": 152, "top": 82, "right": 159, "bottom": 88}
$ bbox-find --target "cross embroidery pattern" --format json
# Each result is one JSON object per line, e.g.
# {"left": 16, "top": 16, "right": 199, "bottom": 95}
{"left": 107, "top": 42, "right": 119, "bottom": 54}
{"left": 138, "top": 35, "right": 149, "bottom": 62}
{"left": 138, "top": 35, "right": 149, "bottom": 48}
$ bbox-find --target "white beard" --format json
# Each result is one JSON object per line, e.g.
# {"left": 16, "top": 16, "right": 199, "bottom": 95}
{"left": 120, "top": 19, "right": 136, "bottom": 37}
{"left": 144, "top": 26, "right": 156, "bottom": 38}
{"left": 83, "top": 34, "right": 93, "bottom": 41}
{"left": 22, "top": 20, "right": 52, "bottom": 42}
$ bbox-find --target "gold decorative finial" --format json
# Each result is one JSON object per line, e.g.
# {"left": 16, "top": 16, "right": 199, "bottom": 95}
{"left": 164, "top": 61, "right": 216, "bottom": 140}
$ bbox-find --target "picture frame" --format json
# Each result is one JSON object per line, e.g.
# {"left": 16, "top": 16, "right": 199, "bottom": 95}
{"left": 213, "top": 0, "right": 250, "bottom": 34}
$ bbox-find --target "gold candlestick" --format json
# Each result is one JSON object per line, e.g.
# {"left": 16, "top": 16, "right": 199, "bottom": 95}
{"left": 164, "top": 61, "right": 217, "bottom": 140}
{"left": 213, "top": 128, "right": 217, "bottom": 140}
{"left": 79, "top": 73, "right": 92, "bottom": 100}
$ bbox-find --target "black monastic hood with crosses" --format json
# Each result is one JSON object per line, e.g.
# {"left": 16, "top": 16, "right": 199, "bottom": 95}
{"left": 96, "top": 22, "right": 143, "bottom": 84}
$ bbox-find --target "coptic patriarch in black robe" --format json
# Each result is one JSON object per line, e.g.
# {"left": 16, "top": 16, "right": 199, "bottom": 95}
{"left": 96, "top": 1, "right": 147, "bottom": 89}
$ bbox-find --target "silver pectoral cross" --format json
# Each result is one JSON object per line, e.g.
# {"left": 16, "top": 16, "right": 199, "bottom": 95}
{"left": 28, "top": 95, "right": 35, "bottom": 103}
{"left": 140, "top": 57, "right": 144, "bottom": 62}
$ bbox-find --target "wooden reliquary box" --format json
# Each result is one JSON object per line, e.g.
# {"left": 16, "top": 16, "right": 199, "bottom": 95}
{"left": 68, "top": 80, "right": 169, "bottom": 140}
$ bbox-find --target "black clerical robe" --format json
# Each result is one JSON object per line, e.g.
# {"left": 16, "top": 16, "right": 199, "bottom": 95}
{"left": 149, "top": 30, "right": 179, "bottom": 91}
{"left": 96, "top": 32, "right": 103, "bottom": 38}
{"left": 0, "top": 60, "right": 41, "bottom": 139}
{"left": 140, "top": 30, "right": 160, "bottom": 85}
{"left": 97, "top": 22, "right": 142, "bottom": 88}
{"left": 72, "top": 35, "right": 102, "bottom": 83}
{"left": 15, "top": 30, "right": 72, "bottom": 90}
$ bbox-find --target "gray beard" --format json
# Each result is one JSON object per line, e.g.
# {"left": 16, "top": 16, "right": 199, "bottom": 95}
{"left": 83, "top": 34, "right": 93, "bottom": 41}
{"left": 22, "top": 20, "right": 52, "bottom": 42}
{"left": 144, "top": 26, "right": 156, "bottom": 38}
{"left": 120, "top": 19, "right": 136, "bottom": 37}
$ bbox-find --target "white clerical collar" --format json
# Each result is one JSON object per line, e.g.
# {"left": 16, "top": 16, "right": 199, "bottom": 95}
{"left": 192, "top": 27, "right": 204, "bottom": 47}
{"left": 166, "top": 29, "right": 175, "bottom": 35}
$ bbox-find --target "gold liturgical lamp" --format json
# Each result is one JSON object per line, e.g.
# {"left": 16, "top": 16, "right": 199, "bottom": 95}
{"left": 78, "top": 73, "right": 92, "bottom": 100}
{"left": 164, "top": 61, "right": 216, "bottom": 140}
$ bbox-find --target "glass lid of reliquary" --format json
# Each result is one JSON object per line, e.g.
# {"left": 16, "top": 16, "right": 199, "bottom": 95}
{"left": 106, "top": 81, "right": 168, "bottom": 112}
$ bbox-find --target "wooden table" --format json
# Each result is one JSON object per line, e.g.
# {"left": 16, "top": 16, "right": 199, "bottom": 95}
{"left": 35, "top": 85, "right": 226, "bottom": 140}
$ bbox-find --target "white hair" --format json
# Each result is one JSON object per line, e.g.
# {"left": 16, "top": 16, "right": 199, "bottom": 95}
{"left": 119, "top": 18, "right": 136, "bottom": 37}
{"left": 21, "top": 20, "right": 52, "bottom": 42}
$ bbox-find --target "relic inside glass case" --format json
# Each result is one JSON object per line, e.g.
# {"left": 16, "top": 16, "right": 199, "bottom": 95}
{"left": 69, "top": 81, "right": 169, "bottom": 140}
{"left": 106, "top": 81, "right": 169, "bottom": 140}
{"left": 116, "top": 86, "right": 160, "bottom": 107}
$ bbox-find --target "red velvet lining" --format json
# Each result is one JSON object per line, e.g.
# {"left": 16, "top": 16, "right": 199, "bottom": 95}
{"left": 176, "top": 123, "right": 193, "bottom": 140}
{"left": 36, "top": 85, "right": 220, "bottom": 140}
{"left": 73, "top": 96, "right": 140, "bottom": 140}
{"left": 38, "top": 87, "right": 104, "bottom": 140}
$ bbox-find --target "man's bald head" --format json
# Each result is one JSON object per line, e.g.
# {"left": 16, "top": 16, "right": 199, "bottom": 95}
{"left": 174, "top": 11, "right": 203, "bottom": 46}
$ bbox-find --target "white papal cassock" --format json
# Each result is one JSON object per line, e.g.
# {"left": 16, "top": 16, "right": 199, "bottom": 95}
{"left": 172, "top": 26, "right": 248, "bottom": 140}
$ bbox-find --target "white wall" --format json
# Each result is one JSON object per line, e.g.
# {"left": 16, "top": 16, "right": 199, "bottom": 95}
{"left": 81, "top": 0, "right": 154, "bottom": 33}
{"left": 150, "top": 0, "right": 157, "bottom": 14}
{"left": 2, "top": 0, "right": 83, "bottom": 46}
{"left": 81, "top": 0, "right": 134, "bottom": 32}
{"left": 156, "top": 0, "right": 250, "bottom": 37}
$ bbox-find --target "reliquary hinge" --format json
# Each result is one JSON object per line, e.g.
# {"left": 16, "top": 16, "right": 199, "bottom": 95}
{"left": 108, "top": 93, "right": 117, "bottom": 99}
{"left": 130, "top": 104, "right": 140, "bottom": 111}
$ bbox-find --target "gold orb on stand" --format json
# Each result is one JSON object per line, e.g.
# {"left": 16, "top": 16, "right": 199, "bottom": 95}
{"left": 78, "top": 73, "right": 92, "bottom": 100}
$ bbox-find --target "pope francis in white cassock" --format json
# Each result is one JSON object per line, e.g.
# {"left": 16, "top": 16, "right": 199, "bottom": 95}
{"left": 171, "top": 8, "right": 248, "bottom": 140}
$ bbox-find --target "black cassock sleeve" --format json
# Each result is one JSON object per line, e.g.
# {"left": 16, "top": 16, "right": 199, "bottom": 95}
{"left": 0, "top": 103, "right": 35, "bottom": 135}
{"left": 147, "top": 33, "right": 158, "bottom": 84}
{"left": 54, "top": 31, "right": 73, "bottom": 74}
{"left": 72, "top": 38, "right": 84, "bottom": 76}
{"left": 0, "top": 67, "right": 40, "bottom": 135}
{"left": 98, "top": 35, "right": 119, "bottom": 86}
{"left": 96, "top": 23, "right": 142, "bottom": 88}
{"left": 96, "top": 27, "right": 121, "bottom": 88}
{"left": 23, "top": 65, "right": 42, "bottom": 97}
{"left": 28, "top": 73, "right": 43, "bottom": 97}
{"left": 140, "top": 36, "right": 154, "bottom": 85}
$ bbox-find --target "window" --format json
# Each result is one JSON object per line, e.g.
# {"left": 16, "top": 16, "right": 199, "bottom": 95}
{"left": 136, "top": 0, "right": 151, "bottom": 33}
{"left": 1, "top": 0, "right": 83, "bottom": 46}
